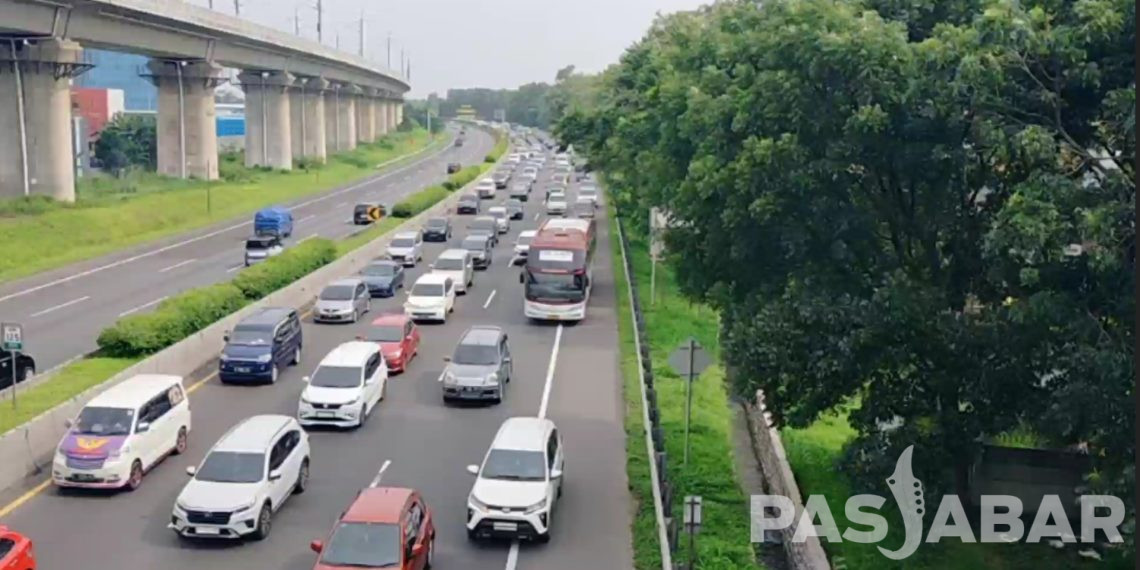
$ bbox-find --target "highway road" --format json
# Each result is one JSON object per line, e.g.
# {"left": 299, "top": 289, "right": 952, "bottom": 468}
{"left": 0, "top": 126, "right": 494, "bottom": 374}
{"left": 0, "top": 159, "right": 635, "bottom": 569}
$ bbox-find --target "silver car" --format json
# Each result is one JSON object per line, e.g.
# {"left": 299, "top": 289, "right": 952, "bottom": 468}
{"left": 441, "top": 326, "right": 512, "bottom": 404}
{"left": 314, "top": 278, "right": 371, "bottom": 323}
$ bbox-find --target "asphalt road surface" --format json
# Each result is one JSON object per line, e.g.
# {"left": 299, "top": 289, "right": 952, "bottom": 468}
{"left": 0, "top": 126, "right": 493, "bottom": 373}
{"left": 0, "top": 161, "right": 635, "bottom": 570}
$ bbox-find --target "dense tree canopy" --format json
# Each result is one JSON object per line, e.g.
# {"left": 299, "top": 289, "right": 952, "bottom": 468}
{"left": 424, "top": 66, "right": 602, "bottom": 130}
{"left": 94, "top": 115, "right": 157, "bottom": 175}
{"left": 557, "top": 0, "right": 1134, "bottom": 537}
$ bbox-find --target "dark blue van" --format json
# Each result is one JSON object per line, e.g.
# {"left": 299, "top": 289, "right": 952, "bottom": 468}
{"left": 219, "top": 307, "right": 303, "bottom": 384}
{"left": 254, "top": 206, "right": 294, "bottom": 237}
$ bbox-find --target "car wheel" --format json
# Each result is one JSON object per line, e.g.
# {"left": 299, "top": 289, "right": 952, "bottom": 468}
{"left": 17, "top": 366, "right": 30, "bottom": 384}
{"left": 293, "top": 459, "right": 309, "bottom": 494}
{"left": 126, "top": 460, "right": 144, "bottom": 491}
{"left": 291, "top": 346, "right": 301, "bottom": 366}
{"left": 252, "top": 503, "right": 272, "bottom": 541}
{"left": 174, "top": 427, "right": 188, "bottom": 455}
{"left": 270, "top": 364, "right": 279, "bottom": 384}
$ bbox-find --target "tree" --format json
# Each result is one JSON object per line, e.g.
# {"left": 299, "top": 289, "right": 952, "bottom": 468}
{"left": 93, "top": 114, "right": 156, "bottom": 175}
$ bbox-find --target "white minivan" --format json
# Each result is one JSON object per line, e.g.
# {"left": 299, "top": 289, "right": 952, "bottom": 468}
{"left": 404, "top": 273, "right": 457, "bottom": 322}
{"left": 298, "top": 341, "right": 388, "bottom": 429}
{"left": 430, "top": 249, "right": 474, "bottom": 294}
{"left": 53, "top": 374, "right": 191, "bottom": 491}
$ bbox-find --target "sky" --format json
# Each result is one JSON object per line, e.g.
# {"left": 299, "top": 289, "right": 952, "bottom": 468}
{"left": 186, "top": 0, "right": 708, "bottom": 98}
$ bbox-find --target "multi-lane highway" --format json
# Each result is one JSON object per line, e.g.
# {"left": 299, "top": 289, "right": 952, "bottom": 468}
{"left": 0, "top": 154, "right": 635, "bottom": 570}
{"left": 0, "top": 126, "right": 493, "bottom": 373}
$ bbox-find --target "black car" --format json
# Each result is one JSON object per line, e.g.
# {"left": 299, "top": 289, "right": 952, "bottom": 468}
{"left": 455, "top": 138, "right": 465, "bottom": 147}
{"left": 0, "top": 349, "right": 36, "bottom": 390}
{"left": 218, "top": 308, "right": 302, "bottom": 384}
{"left": 360, "top": 259, "right": 405, "bottom": 297}
{"left": 461, "top": 235, "right": 494, "bottom": 269}
{"left": 446, "top": 162, "right": 462, "bottom": 174}
{"left": 353, "top": 203, "right": 385, "bottom": 225}
{"left": 457, "top": 194, "right": 480, "bottom": 215}
{"left": 423, "top": 217, "right": 452, "bottom": 241}
{"left": 505, "top": 199, "right": 525, "bottom": 220}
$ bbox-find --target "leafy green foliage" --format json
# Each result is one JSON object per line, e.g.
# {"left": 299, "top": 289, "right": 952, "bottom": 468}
{"left": 96, "top": 283, "right": 248, "bottom": 357}
{"left": 391, "top": 185, "right": 450, "bottom": 218}
{"left": 231, "top": 238, "right": 338, "bottom": 299}
{"left": 93, "top": 115, "right": 156, "bottom": 175}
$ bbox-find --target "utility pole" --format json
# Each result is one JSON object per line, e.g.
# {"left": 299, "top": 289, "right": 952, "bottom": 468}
{"left": 233, "top": 0, "right": 240, "bottom": 16}
{"left": 294, "top": 6, "right": 300, "bottom": 36}
{"left": 335, "top": 32, "right": 340, "bottom": 50}
{"left": 386, "top": 32, "right": 391, "bottom": 69}
{"left": 208, "top": 0, "right": 214, "bottom": 8}
{"left": 358, "top": 11, "right": 366, "bottom": 57}
{"left": 316, "top": 0, "right": 323, "bottom": 43}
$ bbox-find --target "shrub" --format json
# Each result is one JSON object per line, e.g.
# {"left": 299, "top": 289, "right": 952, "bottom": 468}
{"left": 447, "top": 166, "right": 482, "bottom": 189}
{"left": 97, "top": 283, "right": 247, "bottom": 357}
{"left": 391, "top": 185, "right": 450, "bottom": 218}
{"left": 484, "top": 155, "right": 496, "bottom": 163}
{"left": 232, "top": 238, "right": 338, "bottom": 299}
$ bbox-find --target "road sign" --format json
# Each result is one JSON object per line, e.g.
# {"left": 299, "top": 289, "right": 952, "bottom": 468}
{"left": 368, "top": 205, "right": 385, "bottom": 221}
{"left": 668, "top": 338, "right": 711, "bottom": 378}
{"left": 2, "top": 323, "right": 22, "bottom": 351}
{"left": 683, "top": 495, "right": 703, "bottom": 531}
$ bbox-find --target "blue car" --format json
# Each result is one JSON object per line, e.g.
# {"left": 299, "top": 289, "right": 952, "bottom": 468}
{"left": 254, "top": 206, "right": 294, "bottom": 237}
{"left": 218, "top": 307, "right": 303, "bottom": 384}
{"left": 360, "top": 259, "right": 405, "bottom": 297}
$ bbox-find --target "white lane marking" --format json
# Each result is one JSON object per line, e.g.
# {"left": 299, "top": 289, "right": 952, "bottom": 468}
{"left": 334, "top": 201, "right": 347, "bottom": 208}
{"left": 299, "top": 234, "right": 318, "bottom": 243}
{"left": 533, "top": 212, "right": 540, "bottom": 221}
{"left": 30, "top": 295, "right": 90, "bottom": 318}
{"left": 537, "top": 324, "right": 564, "bottom": 419}
{"left": 0, "top": 140, "right": 457, "bottom": 306}
{"left": 369, "top": 459, "right": 392, "bottom": 488}
{"left": 505, "top": 541, "right": 520, "bottom": 570}
{"left": 226, "top": 264, "right": 244, "bottom": 273}
{"left": 482, "top": 289, "right": 497, "bottom": 309}
{"left": 158, "top": 259, "right": 197, "bottom": 273}
{"left": 118, "top": 296, "right": 168, "bottom": 317}
{"left": 297, "top": 214, "right": 316, "bottom": 223}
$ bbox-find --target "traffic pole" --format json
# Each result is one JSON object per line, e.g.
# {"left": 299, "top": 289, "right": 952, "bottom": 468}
{"left": 683, "top": 337, "right": 694, "bottom": 468}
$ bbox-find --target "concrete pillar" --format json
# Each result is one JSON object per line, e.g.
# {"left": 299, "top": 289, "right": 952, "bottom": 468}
{"left": 239, "top": 71, "right": 293, "bottom": 170}
{"left": 395, "top": 101, "right": 404, "bottom": 129}
{"left": 146, "top": 60, "right": 226, "bottom": 181}
{"left": 0, "top": 39, "right": 85, "bottom": 201}
{"left": 289, "top": 77, "right": 327, "bottom": 163}
{"left": 336, "top": 84, "right": 359, "bottom": 151}
{"left": 356, "top": 89, "right": 375, "bottom": 144}
{"left": 324, "top": 86, "right": 340, "bottom": 155}
{"left": 375, "top": 98, "right": 389, "bottom": 137}
{"left": 388, "top": 100, "right": 398, "bottom": 132}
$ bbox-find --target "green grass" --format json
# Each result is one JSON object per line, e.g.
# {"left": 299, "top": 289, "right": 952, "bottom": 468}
{"left": 0, "top": 130, "right": 439, "bottom": 283}
{"left": 0, "top": 358, "right": 139, "bottom": 434}
{"left": 610, "top": 204, "right": 762, "bottom": 570}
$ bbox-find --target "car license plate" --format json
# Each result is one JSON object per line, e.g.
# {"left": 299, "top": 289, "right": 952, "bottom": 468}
{"left": 72, "top": 473, "right": 96, "bottom": 482}
{"left": 195, "top": 527, "right": 221, "bottom": 535}
{"left": 493, "top": 522, "right": 518, "bottom": 532}
{"left": 235, "top": 367, "right": 250, "bottom": 373}
{"left": 317, "top": 411, "right": 335, "bottom": 418}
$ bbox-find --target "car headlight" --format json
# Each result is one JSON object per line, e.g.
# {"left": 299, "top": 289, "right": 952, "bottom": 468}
{"left": 219, "top": 353, "right": 230, "bottom": 362}
{"left": 469, "top": 496, "right": 489, "bottom": 511}
{"left": 255, "top": 353, "right": 272, "bottom": 363}
{"left": 232, "top": 502, "right": 256, "bottom": 515}
{"left": 108, "top": 445, "right": 131, "bottom": 459}
{"left": 300, "top": 394, "right": 312, "bottom": 404}
{"left": 443, "top": 371, "right": 456, "bottom": 384}
{"left": 524, "top": 498, "right": 548, "bottom": 514}
{"left": 345, "top": 396, "right": 361, "bottom": 406}
{"left": 486, "top": 372, "right": 499, "bottom": 386}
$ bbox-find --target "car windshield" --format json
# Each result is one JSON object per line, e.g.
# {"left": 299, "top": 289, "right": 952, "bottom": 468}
{"left": 246, "top": 239, "right": 273, "bottom": 250}
{"left": 460, "top": 195, "right": 477, "bottom": 203}
{"left": 228, "top": 328, "right": 273, "bottom": 346}
{"left": 310, "top": 365, "right": 363, "bottom": 388}
{"left": 195, "top": 451, "right": 265, "bottom": 483}
{"left": 320, "top": 285, "right": 355, "bottom": 301}
{"left": 411, "top": 282, "right": 444, "bottom": 296}
{"left": 354, "top": 205, "right": 370, "bottom": 213}
{"left": 470, "top": 220, "right": 495, "bottom": 233}
{"left": 426, "top": 218, "right": 447, "bottom": 229}
{"left": 73, "top": 406, "right": 134, "bottom": 436}
{"left": 462, "top": 238, "right": 487, "bottom": 251}
{"left": 390, "top": 238, "right": 415, "bottom": 248}
{"left": 507, "top": 200, "right": 522, "bottom": 208}
{"left": 320, "top": 522, "right": 402, "bottom": 568}
{"left": 525, "top": 272, "right": 586, "bottom": 302}
{"left": 481, "top": 449, "right": 546, "bottom": 481}
{"left": 453, "top": 343, "right": 499, "bottom": 365}
{"left": 435, "top": 257, "right": 466, "bottom": 270}
{"left": 362, "top": 263, "right": 397, "bottom": 277}
{"left": 489, "top": 210, "right": 506, "bottom": 218}
{"left": 366, "top": 325, "right": 404, "bottom": 343}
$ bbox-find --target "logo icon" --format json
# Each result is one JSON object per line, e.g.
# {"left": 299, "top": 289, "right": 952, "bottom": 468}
{"left": 75, "top": 437, "right": 109, "bottom": 452}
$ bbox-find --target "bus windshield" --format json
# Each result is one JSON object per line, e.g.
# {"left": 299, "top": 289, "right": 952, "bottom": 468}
{"left": 524, "top": 271, "right": 586, "bottom": 303}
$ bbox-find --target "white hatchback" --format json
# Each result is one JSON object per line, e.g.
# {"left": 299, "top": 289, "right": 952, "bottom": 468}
{"left": 171, "top": 414, "right": 309, "bottom": 541}
{"left": 298, "top": 341, "right": 388, "bottom": 429}
{"left": 386, "top": 230, "right": 424, "bottom": 267}
{"left": 404, "top": 273, "right": 456, "bottom": 322}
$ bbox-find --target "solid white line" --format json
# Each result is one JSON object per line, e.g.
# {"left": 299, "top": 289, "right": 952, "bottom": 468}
{"left": 482, "top": 289, "right": 497, "bottom": 309}
{"left": 297, "top": 214, "right": 316, "bottom": 223}
{"left": 334, "top": 201, "right": 347, "bottom": 208}
{"left": 533, "top": 212, "right": 540, "bottom": 221}
{"left": 299, "top": 234, "right": 318, "bottom": 243}
{"left": 30, "top": 295, "right": 90, "bottom": 318}
{"left": 226, "top": 264, "right": 244, "bottom": 273}
{"left": 537, "top": 324, "right": 563, "bottom": 420}
{"left": 369, "top": 459, "right": 392, "bottom": 488}
{"left": 504, "top": 541, "right": 520, "bottom": 570}
{"left": 118, "top": 296, "right": 168, "bottom": 317}
{"left": 158, "top": 259, "right": 196, "bottom": 273}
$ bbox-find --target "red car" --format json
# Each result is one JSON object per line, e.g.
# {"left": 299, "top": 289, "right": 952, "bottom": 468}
{"left": 310, "top": 487, "right": 436, "bottom": 570}
{"left": 363, "top": 313, "right": 420, "bottom": 373}
{"left": 0, "top": 526, "right": 35, "bottom": 570}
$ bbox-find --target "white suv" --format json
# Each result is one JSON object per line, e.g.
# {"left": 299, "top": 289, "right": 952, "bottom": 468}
{"left": 171, "top": 415, "right": 309, "bottom": 541}
{"left": 298, "top": 341, "right": 388, "bottom": 429}
{"left": 465, "top": 417, "right": 564, "bottom": 543}
{"left": 404, "top": 273, "right": 456, "bottom": 322}
{"left": 386, "top": 231, "right": 424, "bottom": 267}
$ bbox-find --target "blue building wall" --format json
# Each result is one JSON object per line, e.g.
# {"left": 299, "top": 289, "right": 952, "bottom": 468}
{"left": 217, "top": 116, "right": 245, "bottom": 136}
{"left": 76, "top": 49, "right": 157, "bottom": 111}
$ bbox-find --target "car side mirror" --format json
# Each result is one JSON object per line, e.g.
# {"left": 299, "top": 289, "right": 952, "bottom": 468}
{"left": 64, "top": 418, "right": 73, "bottom": 429}
{"left": 310, "top": 539, "right": 324, "bottom": 553}
{"left": 466, "top": 464, "right": 479, "bottom": 476}
{"left": 136, "top": 422, "right": 151, "bottom": 433}
{"left": 302, "top": 375, "right": 311, "bottom": 383}
{"left": 503, "top": 356, "right": 512, "bottom": 364}
{"left": 428, "top": 264, "right": 435, "bottom": 269}
{"left": 443, "top": 356, "right": 451, "bottom": 362}
{"left": 551, "top": 468, "right": 563, "bottom": 479}
{"left": 223, "top": 330, "right": 230, "bottom": 342}
{"left": 411, "top": 543, "right": 424, "bottom": 558}
{"left": 186, "top": 466, "right": 197, "bottom": 476}
{"left": 268, "top": 469, "right": 283, "bottom": 481}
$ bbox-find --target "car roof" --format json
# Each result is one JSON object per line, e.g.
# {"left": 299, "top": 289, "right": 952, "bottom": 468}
{"left": 213, "top": 414, "right": 293, "bottom": 453}
{"left": 462, "top": 234, "right": 490, "bottom": 244}
{"left": 326, "top": 278, "right": 363, "bottom": 289}
{"left": 438, "top": 248, "right": 469, "bottom": 259}
{"left": 370, "top": 313, "right": 410, "bottom": 327}
{"left": 393, "top": 231, "right": 419, "bottom": 239}
{"left": 492, "top": 417, "right": 555, "bottom": 451}
{"left": 488, "top": 206, "right": 506, "bottom": 212}
{"left": 415, "top": 273, "right": 451, "bottom": 285}
{"left": 519, "top": 229, "right": 538, "bottom": 237}
{"left": 459, "top": 325, "right": 504, "bottom": 346}
{"left": 342, "top": 487, "right": 415, "bottom": 523}
{"left": 235, "top": 307, "right": 294, "bottom": 330}
{"left": 319, "top": 341, "right": 380, "bottom": 367}
{"left": 88, "top": 374, "right": 184, "bottom": 409}
{"left": 472, "top": 216, "right": 495, "bottom": 223}
{"left": 368, "top": 259, "right": 400, "bottom": 267}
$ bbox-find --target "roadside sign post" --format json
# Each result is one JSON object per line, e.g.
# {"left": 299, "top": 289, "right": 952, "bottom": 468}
{"left": 668, "top": 337, "right": 711, "bottom": 469}
{"left": 649, "top": 208, "right": 666, "bottom": 305}
{"left": 683, "top": 495, "right": 703, "bottom": 570}
{"left": 2, "top": 322, "right": 23, "bottom": 408}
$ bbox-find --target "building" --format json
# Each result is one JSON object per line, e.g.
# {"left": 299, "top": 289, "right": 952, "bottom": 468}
{"left": 71, "top": 87, "right": 125, "bottom": 139}
{"left": 74, "top": 49, "right": 157, "bottom": 111}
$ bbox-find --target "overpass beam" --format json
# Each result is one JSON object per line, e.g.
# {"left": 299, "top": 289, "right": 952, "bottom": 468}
{"left": 290, "top": 77, "right": 327, "bottom": 163}
{"left": 239, "top": 70, "right": 294, "bottom": 170}
{"left": 0, "top": 39, "right": 86, "bottom": 202}
{"left": 146, "top": 60, "right": 226, "bottom": 180}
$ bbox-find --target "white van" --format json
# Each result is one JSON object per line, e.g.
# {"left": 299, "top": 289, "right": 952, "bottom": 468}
{"left": 431, "top": 249, "right": 475, "bottom": 294}
{"left": 53, "top": 374, "right": 191, "bottom": 491}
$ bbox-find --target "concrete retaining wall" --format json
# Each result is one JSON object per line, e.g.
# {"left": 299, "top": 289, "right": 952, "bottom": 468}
{"left": 0, "top": 127, "right": 505, "bottom": 495}
{"left": 743, "top": 389, "right": 831, "bottom": 570}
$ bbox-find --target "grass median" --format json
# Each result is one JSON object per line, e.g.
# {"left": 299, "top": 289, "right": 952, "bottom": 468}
{"left": 609, "top": 204, "right": 762, "bottom": 570}
{"left": 0, "top": 129, "right": 441, "bottom": 284}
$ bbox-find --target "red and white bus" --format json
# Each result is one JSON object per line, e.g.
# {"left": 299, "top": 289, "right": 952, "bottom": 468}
{"left": 520, "top": 219, "right": 596, "bottom": 321}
